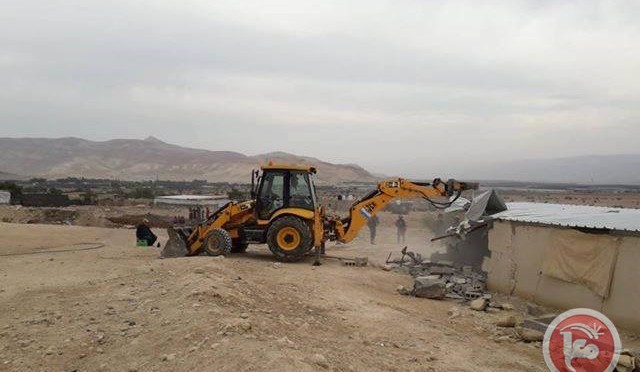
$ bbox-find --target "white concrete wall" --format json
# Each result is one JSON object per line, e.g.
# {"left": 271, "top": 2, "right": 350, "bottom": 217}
{"left": 486, "top": 221, "right": 640, "bottom": 332}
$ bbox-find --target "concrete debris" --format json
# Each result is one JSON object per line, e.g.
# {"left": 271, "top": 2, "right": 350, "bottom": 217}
{"left": 413, "top": 277, "right": 446, "bottom": 299}
{"left": 469, "top": 298, "right": 488, "bottom": 311}
{"left": 427, "top": 190, "right": 508, "bottom": 271}
{"left": 488, "top": 302, "right": 514, "bottom": 311}
{"left": 341, "top": 257, "right": 368, "bottom": 267}
{"left": 617, "top": 350, "right": 638, "bottom": 372}
{"left": 526, "top": 303, "right": 546, "bottom": 317}
{"left": 386, "top": 246, "right": 424, "bottom": 266}
{"left": 500, "top": 303, "right": 514, "bottom": 311}
{"left": 617, "top": 355, "right": 635, "bottom": 372}
{"left": 161, "top": 353, "right": 177, "bottom": 362}
{"left": 309, "top": 353, "right": 329, "bottom": 369}
{"left": 522, "top": 315, "right": 558, "bottom": 333}
{"left": 387, "top": 248, "right": 490, "bottom": 302}
{"left": 495, "top": 315, "right": 517, "bottom": 328}
{"left": 396, "top": 285, "right": 412, "bottom": 296}
{"left": 516, "top": 328, "right": 544, "bottom": 343}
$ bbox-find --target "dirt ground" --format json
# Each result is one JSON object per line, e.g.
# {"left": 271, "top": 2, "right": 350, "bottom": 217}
{"left": 500, "top": 189, "right": 640, "bottom": 208}
{"left": 1, "top": 216, "right": 638, "bottom": 372}
{"left": 0, "top": 205, "right": 185, "bottom": 228}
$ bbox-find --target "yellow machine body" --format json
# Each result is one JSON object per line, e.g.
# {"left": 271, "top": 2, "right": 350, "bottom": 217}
{"left": 162, "top": 163, "right": 476, "bottom": 261}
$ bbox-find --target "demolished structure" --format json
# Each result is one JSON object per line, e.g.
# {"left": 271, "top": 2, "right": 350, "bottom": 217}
{"left": 388, "top": 247, "right": 489, "bottom": 300}
{"left": 430, "top": 189, "right": 507, "bottom": 270}
{"left": 396, "top": 191, "right": 640, "bottom": 334}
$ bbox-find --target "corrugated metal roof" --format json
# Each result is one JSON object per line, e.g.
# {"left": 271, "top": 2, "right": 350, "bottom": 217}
{"left": 493, "top": 202, "right": 640, "bottom": 233}
{"left": 153, "top": 195, "right": 230, "bottom": 206}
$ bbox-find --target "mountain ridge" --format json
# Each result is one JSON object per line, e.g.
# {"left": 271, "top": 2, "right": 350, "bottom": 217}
{"left": 0, "top": 137, "right": 378, "bottom": 184}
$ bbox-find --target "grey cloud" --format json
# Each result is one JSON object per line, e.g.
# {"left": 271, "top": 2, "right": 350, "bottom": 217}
{"left": 1, "top": 0, "right": 639, "bottom": 177}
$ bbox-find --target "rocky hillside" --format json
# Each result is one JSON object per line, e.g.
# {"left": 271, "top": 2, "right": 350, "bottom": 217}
{"left": 0, "top": 171, "right": 25, "bottom": 181}
{"left": 253, "top": 152, "right": 374, "bottom": 184}
{"left": 0, "top": 137, "right": 378, "bottom": 184}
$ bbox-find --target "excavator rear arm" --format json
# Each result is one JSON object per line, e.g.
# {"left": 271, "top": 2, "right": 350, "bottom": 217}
{"left": 329, "top": 178, "right": 477, "bottom": 243}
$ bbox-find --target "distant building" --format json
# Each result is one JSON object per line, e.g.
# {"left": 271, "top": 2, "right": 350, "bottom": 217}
{"left": 336, "top": 194, "right": 355, "bottom": 201}
{"left": 485, "top": 202, "right": 640, "bottom": 332}
{"left": 16, "top": 194, "right": 71, "bottom": 207}
{"left": 153, "top": 195, "right": 230, "bottom": 208}
{"left": 0, "top": 191, "right": 10, "bottom": 205}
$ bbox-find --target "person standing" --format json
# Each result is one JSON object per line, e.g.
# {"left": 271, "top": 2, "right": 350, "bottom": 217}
{"left": 395, "top": 215, "right": 407, "bottom": 245}
{"left": 367, "top": 215, "right": 379, "bottom": 245}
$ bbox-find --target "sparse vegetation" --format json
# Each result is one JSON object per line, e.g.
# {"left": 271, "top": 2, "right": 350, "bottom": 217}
{"left": 227, "top": 187, "right": 246, "bottom": 201}
{"left": 0, "top": 182, "right": 22, "bottom": 195}
{"left": 127, "top": 187, "right": 155, "bottom": 199}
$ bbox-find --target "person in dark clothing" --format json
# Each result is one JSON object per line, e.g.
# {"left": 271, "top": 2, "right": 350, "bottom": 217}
{"left": 395, "top": 215, "right": 407, "bottom": 245}
{"left": 136, "top": 218, "right": 158, "bottom": 246}
{"left": 367, "top": 215, "right": 379, "bottom": 245}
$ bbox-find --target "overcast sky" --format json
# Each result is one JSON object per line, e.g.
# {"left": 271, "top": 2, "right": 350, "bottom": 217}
{"left": 1, "top": 0, "right": 639, "bottom": 177}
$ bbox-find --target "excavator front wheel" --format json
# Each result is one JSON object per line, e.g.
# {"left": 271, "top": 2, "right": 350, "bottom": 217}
{"left": 203, "top": 228, "right": 232, "bottom": 256}
{"left": 267, "top": 216, "right": 313, "bottom": 262}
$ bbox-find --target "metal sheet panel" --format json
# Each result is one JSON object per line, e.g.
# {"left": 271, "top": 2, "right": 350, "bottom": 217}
{"left": 493, "top": 202, "right": 640, "bottom": 233}
{"left": 153, "top": 195, "right": 230, "bottom": 206}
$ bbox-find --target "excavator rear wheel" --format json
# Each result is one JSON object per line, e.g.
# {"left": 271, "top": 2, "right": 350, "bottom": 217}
{"left": 266, "top": 216, "right": 313, "bottom": 262}
{"left": 203, "top": 228, "right": 232, "bottom": 256}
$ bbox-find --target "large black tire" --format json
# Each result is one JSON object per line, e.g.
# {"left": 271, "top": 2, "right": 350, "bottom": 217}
{"left": 202, "top": 228, "right": 232, "bottom": 256}
{"left": 230, "top": 238, "right": 249, "bottom": 253}
{"left": 266, "top": 216, "right": 313, "bottom": 262}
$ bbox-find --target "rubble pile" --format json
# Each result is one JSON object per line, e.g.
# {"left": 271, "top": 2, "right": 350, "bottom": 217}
{"left": 388, "top": 248, "right": 490, "bottom": 301}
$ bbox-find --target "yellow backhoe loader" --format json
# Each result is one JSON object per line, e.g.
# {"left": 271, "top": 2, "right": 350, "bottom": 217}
{"left": 162, "top": 163, "right": 477, "bottom": 261}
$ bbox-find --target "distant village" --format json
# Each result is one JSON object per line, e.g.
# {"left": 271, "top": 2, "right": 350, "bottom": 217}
{"left": 0, "top": 177, "right": 390, "bottom": 212}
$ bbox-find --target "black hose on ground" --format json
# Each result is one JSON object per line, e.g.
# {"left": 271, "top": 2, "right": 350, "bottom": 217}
{"left": 0, "top": 242, "right": 106, "bottom": 257}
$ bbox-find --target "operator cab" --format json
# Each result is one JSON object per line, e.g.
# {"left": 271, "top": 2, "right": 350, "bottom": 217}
{"left": 253, "top": 164, "right": 318, "bottom": 220}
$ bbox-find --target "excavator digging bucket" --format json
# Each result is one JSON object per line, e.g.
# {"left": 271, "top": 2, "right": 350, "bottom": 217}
{"left": 161, "top": 228, "right": 189, "bottom": 258}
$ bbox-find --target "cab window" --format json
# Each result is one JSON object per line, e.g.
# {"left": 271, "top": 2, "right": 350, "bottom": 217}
{"left": 288, "top": 171, "right": 314, "bottom": 210}
{"left": 257, "top": 171, "right": 285, "bottom": 219}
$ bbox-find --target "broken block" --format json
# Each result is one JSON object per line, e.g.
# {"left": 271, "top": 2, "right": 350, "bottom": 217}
{"left": 413, "top": 277, "right": 446, "bottom": 299}
{"left": 469, "top": 298, "right": 488, "bottom": 311}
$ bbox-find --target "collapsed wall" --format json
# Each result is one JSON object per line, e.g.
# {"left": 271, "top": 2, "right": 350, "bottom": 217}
{"left": 428, "top": 189, "right": 507, "bottom": 272}
{"left": 430, "top": 227, "right": 489, "bottom": 270}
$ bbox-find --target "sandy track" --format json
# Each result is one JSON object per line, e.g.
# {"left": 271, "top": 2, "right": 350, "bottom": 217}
{"left": 0, "top": 222, "right": 550, "bottom": 371}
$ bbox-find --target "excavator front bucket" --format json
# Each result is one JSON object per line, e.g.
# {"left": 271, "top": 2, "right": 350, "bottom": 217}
{"left": 161, "top": 228, "right": 189, "bottom": 258}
